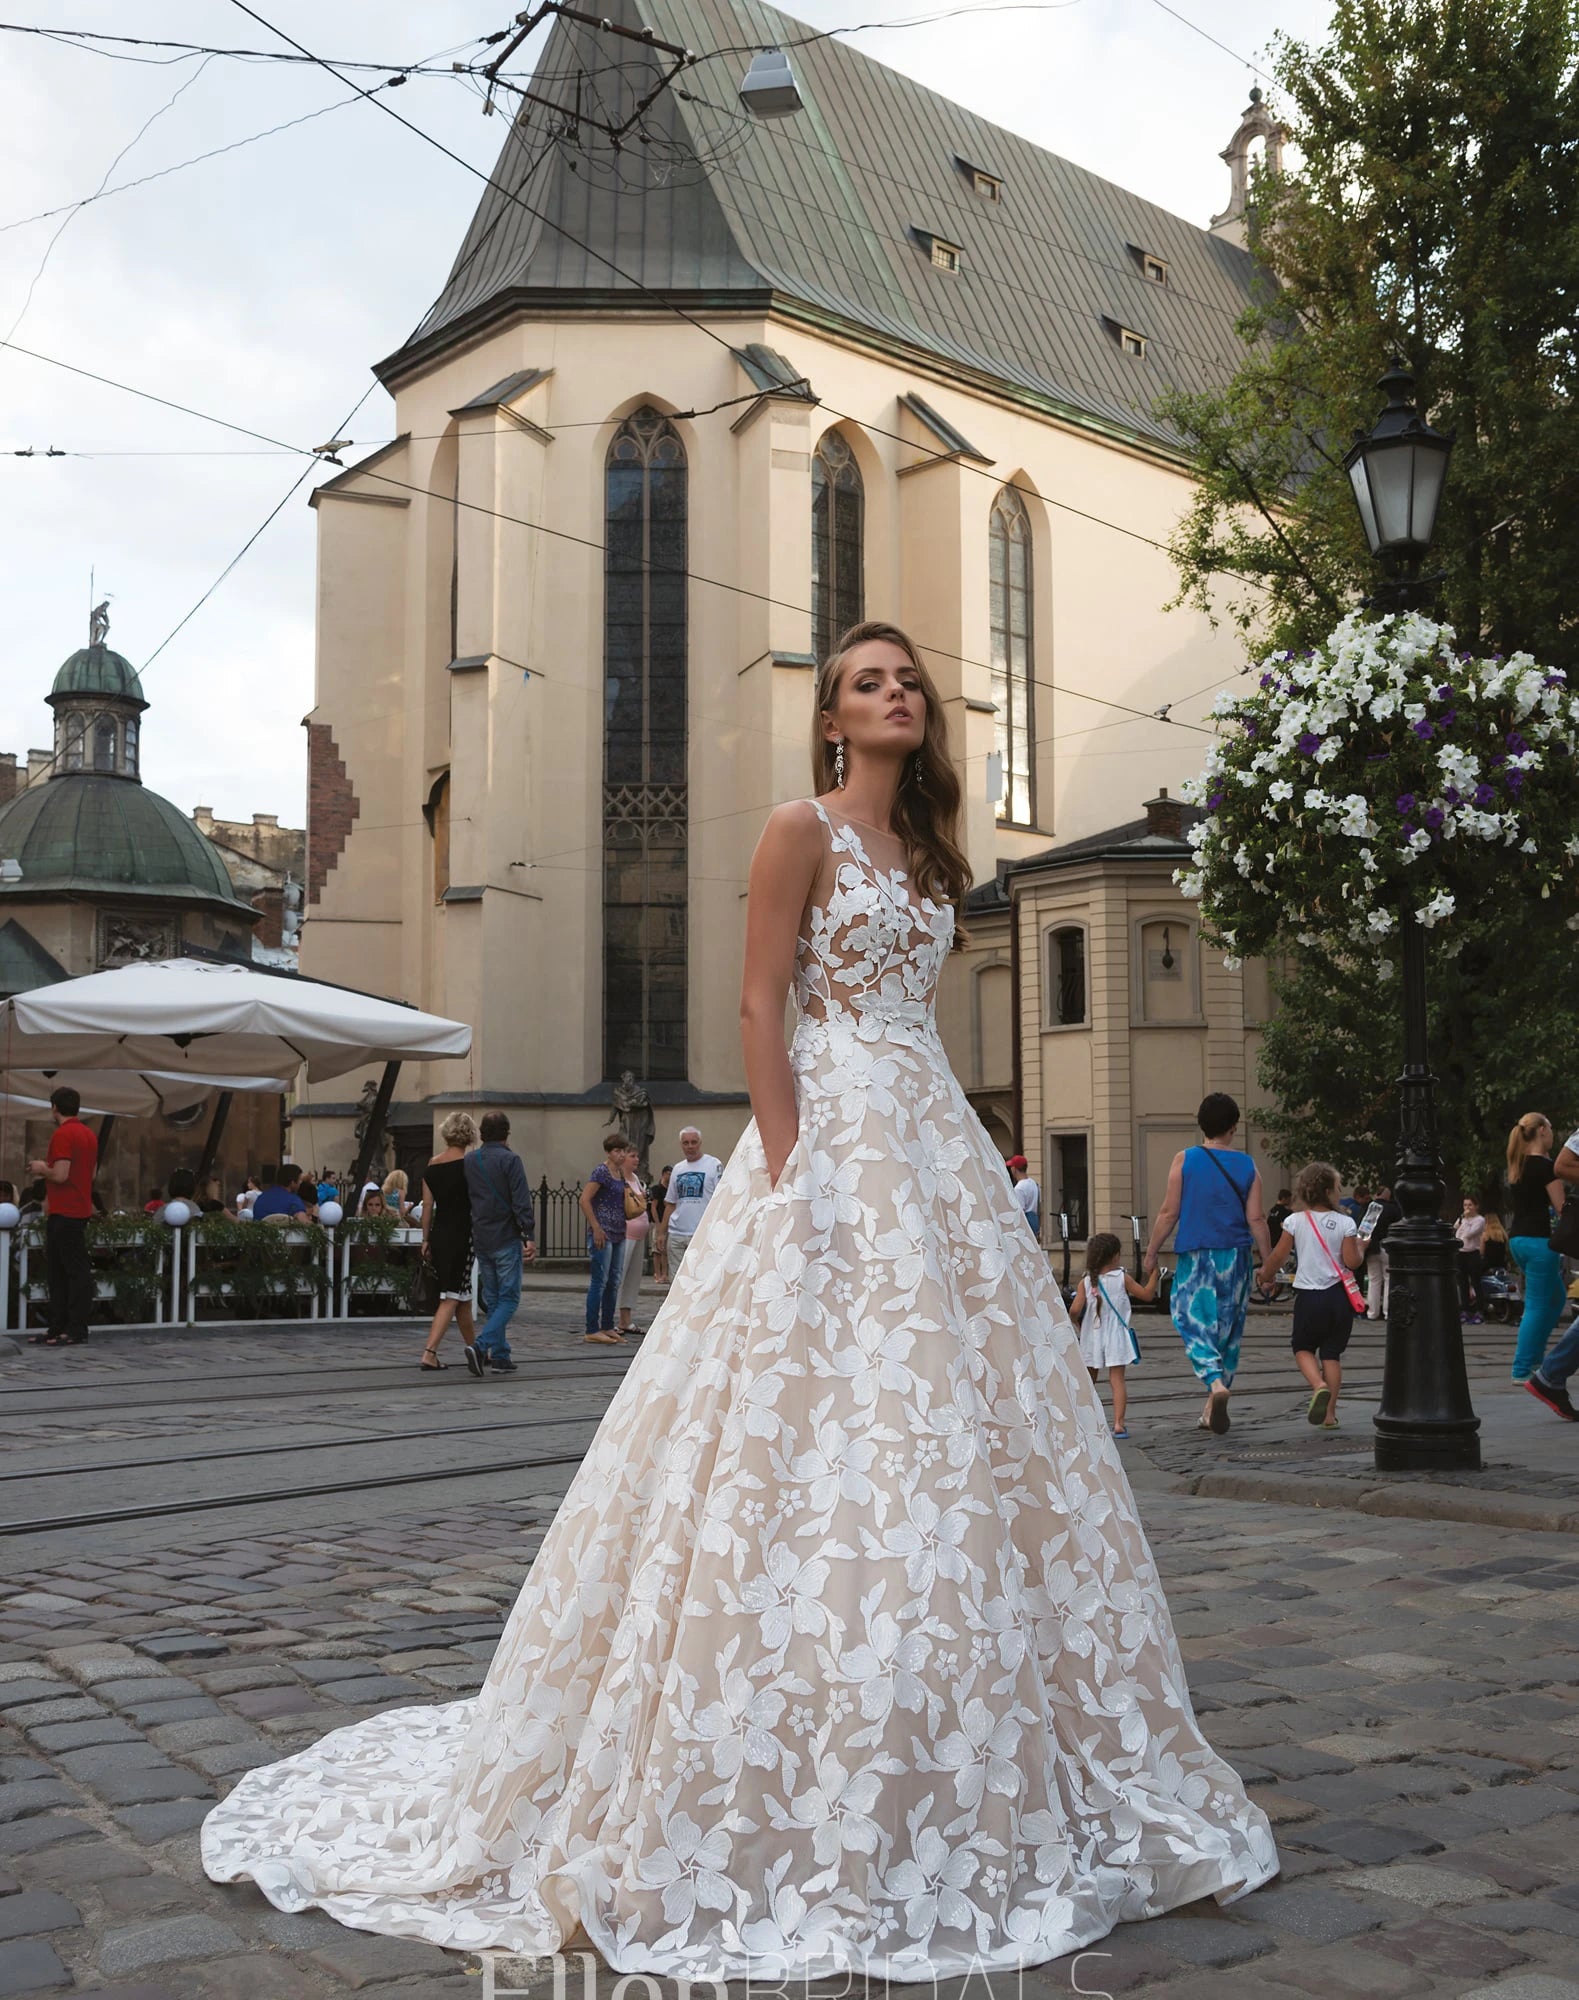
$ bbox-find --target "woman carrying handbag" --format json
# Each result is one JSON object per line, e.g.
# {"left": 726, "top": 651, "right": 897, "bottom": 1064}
{"left": 614, "top": 1159, "right": 650, "bottom": 1337}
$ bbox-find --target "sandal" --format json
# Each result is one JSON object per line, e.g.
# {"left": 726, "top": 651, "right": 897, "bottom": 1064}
{"left": 419, "top": 1346, "right": 448, "bottom": 1370}
{"left": 1112, "top": 1426, "right": 1129, "bottom": 1439}
{"left": 1207, "top": 1388, "right": 1231, "bottom": 1435}
{"left": 1307, "top": 1387, "right": 1332, "bottom": 1426}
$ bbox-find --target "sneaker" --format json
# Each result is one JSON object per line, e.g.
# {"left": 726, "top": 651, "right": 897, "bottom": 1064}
{"left": 489, "top": 1355, "right": 518, "bottom": 1373}
{"left": 1527, "top": 1375, "right": 1577, "bottom": 1421}
{"left": 464, "top": 1344, "right": 487, "bottom": 1379}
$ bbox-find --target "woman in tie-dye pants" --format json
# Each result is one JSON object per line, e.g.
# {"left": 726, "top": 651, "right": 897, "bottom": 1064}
{"left": 1145, "top": 1093, "right": 1272, "bottom": 1435}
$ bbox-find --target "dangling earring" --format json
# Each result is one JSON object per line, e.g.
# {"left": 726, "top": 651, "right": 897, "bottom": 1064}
{"left": 833, "top": 740, "right": 846, "bottom": 789}
{"left": 909, "top": 753, "right": 925, "bottom": 793}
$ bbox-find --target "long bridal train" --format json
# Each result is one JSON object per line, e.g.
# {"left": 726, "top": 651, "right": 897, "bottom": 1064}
{"left": 203, "top": 801, "right": 1276, "bottom": 1980}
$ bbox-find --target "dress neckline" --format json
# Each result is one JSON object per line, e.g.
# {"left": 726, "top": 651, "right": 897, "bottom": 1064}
{"left": 809, "top": 799, "right": 939, "bottom": 918}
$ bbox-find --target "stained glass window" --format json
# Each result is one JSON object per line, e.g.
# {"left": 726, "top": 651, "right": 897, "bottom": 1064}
{"left": 604, "top": 408, "right": 688, "bottom": 1081}
{"left": 811, "top": 431, "right": 864, "bottom": 662}
{"left": 989, "top": 486, "right": 1034, "bottom": 824}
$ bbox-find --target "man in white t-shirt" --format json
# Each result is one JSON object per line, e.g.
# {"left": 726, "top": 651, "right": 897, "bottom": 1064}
{"left": 660, "top": 1127, "right": 722, "bottom": 1273}
{"left": 1006, "top": 1154, "right": 1041, "bottom": 1240}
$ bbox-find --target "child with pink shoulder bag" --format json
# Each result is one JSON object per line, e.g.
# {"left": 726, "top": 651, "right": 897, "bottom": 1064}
{"left": 1259, "top": 1161, "right": 1371, "bottom": 1429}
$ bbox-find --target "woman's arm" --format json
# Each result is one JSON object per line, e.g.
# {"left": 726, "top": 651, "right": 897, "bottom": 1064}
{"left": 1245, "top": 1171, "right": 1272, "bottom": 1264}
{"left": 1547, "top": 1174, "right": 1566, "bottom": 1215}
{"left": 741, "top": 803, "right": 824, "bottom": 1187}
{"left": 1342, "top": 1229, "right": 1365, "bottom": 1270}
{"left": 1143, "top": 1153, "right": 1185, "bottom": 1274}
{"left": 579, "top": 1180, "right": 606, "bottom": 1247}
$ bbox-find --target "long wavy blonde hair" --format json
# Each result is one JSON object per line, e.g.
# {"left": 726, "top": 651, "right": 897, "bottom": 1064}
{"left": 811, "top": 620, "right": 971, "bottom": 937}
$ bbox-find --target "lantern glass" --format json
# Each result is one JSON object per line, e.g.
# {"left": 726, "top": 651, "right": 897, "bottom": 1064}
{"left": 1348, "top": 456, "right": 1380, "bottom": 556}
{"left": 1368, "top": 442, "right": 1418, "bottom": 551}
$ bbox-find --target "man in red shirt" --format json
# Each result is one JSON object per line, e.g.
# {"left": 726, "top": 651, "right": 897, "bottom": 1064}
{"left": 28, "top": 1086, "right": 98, "bottom": 1347}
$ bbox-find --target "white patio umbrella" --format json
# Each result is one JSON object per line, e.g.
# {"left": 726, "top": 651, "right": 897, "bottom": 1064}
{"left": 0, "top": 1068, "right": 289, "bottom": 1117}
{"left": 0, "top": 958, "right": 471, "bottom": 1083}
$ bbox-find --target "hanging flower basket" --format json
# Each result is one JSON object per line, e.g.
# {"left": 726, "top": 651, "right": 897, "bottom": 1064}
{"left": 1176, "top": 613, "right": 1579, "bottom": 975}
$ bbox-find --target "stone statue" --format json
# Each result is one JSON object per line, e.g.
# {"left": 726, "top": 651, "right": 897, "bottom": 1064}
{"left": 610, "top": 1070, "right": 655, "bottom": 1181}
{"left": 89, "top": 598, "right": 111, "bottom": 647}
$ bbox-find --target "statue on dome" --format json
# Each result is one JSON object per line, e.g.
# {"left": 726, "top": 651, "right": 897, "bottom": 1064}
{"left": 89, "top": 598, "right": 111, "bottom": 647}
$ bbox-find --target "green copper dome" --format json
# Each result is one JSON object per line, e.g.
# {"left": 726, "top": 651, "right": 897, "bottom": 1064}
{"left": 0, "top": 776, "right": 252, "bottom": 913}
{"left": 51, "top": 644, "right": 146, "bottom": 707}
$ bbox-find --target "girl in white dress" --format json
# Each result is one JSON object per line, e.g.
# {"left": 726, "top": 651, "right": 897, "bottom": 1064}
{"left": 1072, "top": 1231, "right": 1158, "bottom": 1438}
{"left": 203, "top": 620, "right": 1276, "bottom": 1983}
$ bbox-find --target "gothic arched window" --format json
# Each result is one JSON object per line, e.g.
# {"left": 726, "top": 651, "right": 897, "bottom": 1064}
{"left": 61, "top": 711, "right": 86, "bottom": 770}
{"left": 989, "top": 485, "right": 1034, "bottom": 824}
{"left": 812, "top": 430, "right": 864, "bottom": 661}
{"left": 93, "top": 716, "right": 118, "bottom": 774}
{"left": 604, "top": 406, "right": 688, "bottom": 1082}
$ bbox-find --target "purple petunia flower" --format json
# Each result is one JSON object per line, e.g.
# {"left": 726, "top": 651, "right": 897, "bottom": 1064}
{"left": 1424, "top": 806, "right": 1445, "bottom": 830}
{"left": 1413, "top": 719, "right": 1435, "bottom": 740}
{"left": 1435, "top": 684, "right": 1455, "bottom": 702}
{"left": 1545, "top": 673, "right": 1565, "bottom": 689}
{"left": 1508, "top": 770, "right": 1526, "bottom": 795}
{"left": 1507, "top": 731, "right": 1529, "bottom": 755}
{"left": 1259, "top": 671, "right": 1276, "bottom": 690}
{"left": 1396, "top": 793, "right": 1417, "bottom": 814}
{"left": 1474, "top": 783, "right": 1495, "bottom": 808}
{"left": 1298, "top": 732, "right": 1322, "bottom": 756}
{"left": 1242, "top": 719, "right": 1258, "bottom": 737}
{"left": 1207, "top": 789, "right": 1225, "bottom": 810}
{"left": 1438, "top": 709, "right": 1456, "bottom": 728}
{"left": 1444, "top": 786, "right": 1461, "bottom": 805}
{"left": 1491, "top": 754, "right": 1507, "bottom": 770}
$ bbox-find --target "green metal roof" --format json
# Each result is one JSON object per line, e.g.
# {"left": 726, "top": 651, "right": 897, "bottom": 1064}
{"left": 386, "top": 0, "right": 1259, "bottom": 450}
{"left": 51, "top": 644, "right": 147, "bottom": 706}
{"left": 0, "top": 775, "right": 255, "bottom": 915}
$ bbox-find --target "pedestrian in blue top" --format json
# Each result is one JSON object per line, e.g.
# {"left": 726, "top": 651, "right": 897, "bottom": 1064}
{"left": 1144, "top": 1093, "right": 1272, "bottom": 1435}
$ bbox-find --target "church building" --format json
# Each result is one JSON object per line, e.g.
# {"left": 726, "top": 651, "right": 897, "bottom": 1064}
{"left": 294, "top": 0, "right": 1282, "bottom": 1227}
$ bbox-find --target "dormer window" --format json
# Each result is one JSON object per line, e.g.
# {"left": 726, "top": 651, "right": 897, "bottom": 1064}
{"left": 1111, "top": 323, "right": 1147, "bottom": 357}
{"left": 955, "top": 153, "right": 1003, "bottom": 203}
{"left": 930, "top": 237, "right": 961, "bottom": 272}
{"left": 1142, "top": 253, "right": 1168, "bottom": 284}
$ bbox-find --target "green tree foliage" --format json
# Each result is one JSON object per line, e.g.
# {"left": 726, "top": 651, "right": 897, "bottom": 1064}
{"left": 1160, "top": 0, "right": 1579, "bottom": 671}
{"left": 1162, "top": 0, "right": 1579, "bottom": 1200}
{"left": 1255, "top": 919, "right": 1579, "bottom": 1205}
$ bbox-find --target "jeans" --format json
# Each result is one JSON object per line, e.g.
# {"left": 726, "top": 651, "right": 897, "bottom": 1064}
{"left": 1509, "top": 1236, "right": 1566, "bottom": 1379}
{"left": 474, "top": 1242, "right": 522, "bottom": 1360}
{"left": 1535, "top": 1309, "right": 1579, "bottom": 1390}
{"left": 45, "top": 1214, "right": 92, "bottom": 1340}
{"left": 586, "top": 1233, "right": 624, "bottom": 1332}
{"left": 1025, "top": 1209, "right": 1041, "bottom": 1241}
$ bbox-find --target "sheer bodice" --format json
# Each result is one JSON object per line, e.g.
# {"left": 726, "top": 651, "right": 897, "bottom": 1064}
{"left": 792, "top": 802, "right": 953, "bottom": 1042}
{"left": 204, "top": 796, "right": 1276, "bottom": 1981}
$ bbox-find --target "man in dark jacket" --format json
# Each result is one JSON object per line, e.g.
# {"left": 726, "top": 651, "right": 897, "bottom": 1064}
{"left": 464, "top": 1114, "right": 536, "bottom": 1373}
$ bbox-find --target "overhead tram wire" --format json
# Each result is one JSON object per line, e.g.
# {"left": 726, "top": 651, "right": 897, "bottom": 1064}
{"left": 0, "top": 332, "right": 1217, "bottom": 746}
{"left": 221, "top": 1, "right": 1277, "bottom": 602}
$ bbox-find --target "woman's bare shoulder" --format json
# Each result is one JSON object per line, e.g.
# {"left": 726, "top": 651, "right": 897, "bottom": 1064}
{"left": 753, "top": 798, "right": 827, "bottom": 865}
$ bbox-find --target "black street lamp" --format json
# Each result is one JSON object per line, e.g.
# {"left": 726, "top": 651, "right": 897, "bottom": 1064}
{"left": 1345, "top": 362, "right": 1480, "bottom": 1473}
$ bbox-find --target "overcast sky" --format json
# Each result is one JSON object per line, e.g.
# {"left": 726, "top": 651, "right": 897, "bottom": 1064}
{"left": 0, "top": 0, "right": 1329, "bottom": 824}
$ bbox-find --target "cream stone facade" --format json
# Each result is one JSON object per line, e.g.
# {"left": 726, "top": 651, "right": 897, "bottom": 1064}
{"left": 1008, "top": 793, "right": 1280, "bottom": 1253}
{"left": 292, "top": 0, "right": 1269, "bottom": 1190}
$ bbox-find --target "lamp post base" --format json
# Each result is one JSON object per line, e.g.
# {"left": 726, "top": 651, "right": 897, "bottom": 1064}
{"left": 1373, "top": 1215, "right": 1482, "bottom": 1470}
{"left": 1372, "top": 922, "right": 1481, "bottom": 1474}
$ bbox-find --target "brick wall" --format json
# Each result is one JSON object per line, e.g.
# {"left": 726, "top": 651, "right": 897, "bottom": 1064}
{"left": 306, "top": 722, "right": 359, "bottom": 905}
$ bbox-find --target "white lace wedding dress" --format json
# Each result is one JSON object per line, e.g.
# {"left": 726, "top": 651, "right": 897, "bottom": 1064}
{"left": 203, "top": 800, "right": 1277, "bottom": 1979}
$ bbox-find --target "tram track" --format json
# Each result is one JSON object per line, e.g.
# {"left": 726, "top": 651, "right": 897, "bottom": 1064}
{"left": 0, "top": 1356, "right": 634, "bottom": 1421}
{"left": 0, "top": 1443, "right": 599, "bottom": 1536}
{"left": 0, "top": 1411, "right": 602, "bottom": 1483}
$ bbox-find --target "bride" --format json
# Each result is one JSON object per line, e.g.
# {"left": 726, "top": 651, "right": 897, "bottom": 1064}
{"left": 203, "top": 621, "right": 1277, "bottom": 1979}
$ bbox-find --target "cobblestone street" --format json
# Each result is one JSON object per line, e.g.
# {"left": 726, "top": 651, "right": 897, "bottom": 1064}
{"left": 1, "top": 1296, "right": 1577, "bottom": 1999}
